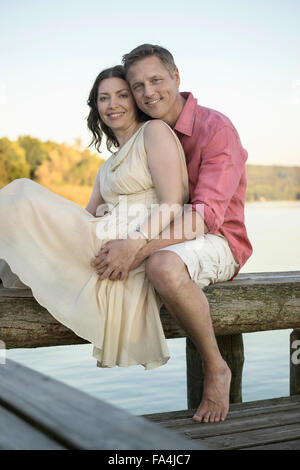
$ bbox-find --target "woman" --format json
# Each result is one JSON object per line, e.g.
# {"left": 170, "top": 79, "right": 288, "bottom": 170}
{"left": 0, "top": 65, "right": 189, "bottom": 369}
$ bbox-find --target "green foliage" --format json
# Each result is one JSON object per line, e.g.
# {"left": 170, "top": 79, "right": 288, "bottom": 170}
{"left": 1, "top": 134, "right": 300, "bottom": 203}
{"left": 246, "top": 165, "right": 300, "bottom": 201}
{"left": 0, "top": 135, "right": 104, "bottom": 189}
{"left": 35, "top": 142, "right": 103, "bottom": 186}
{"left": 0, "top": 138, "right": 30, "bottom": 185}
{"left": 17, "top": 135, "right": 49, "bottom": 178}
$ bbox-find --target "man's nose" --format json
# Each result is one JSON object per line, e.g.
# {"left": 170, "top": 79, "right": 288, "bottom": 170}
{"left": 143, "top": 84, "right": 156, "bottom": 98}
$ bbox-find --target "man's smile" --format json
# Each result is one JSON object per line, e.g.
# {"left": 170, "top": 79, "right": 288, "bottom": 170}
{"left": 145, "top": 98, "right": 162, "bottom": 105}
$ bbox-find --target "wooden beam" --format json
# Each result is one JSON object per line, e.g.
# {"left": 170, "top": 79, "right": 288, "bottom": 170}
{"left": 1, "top": 271, "right": 300, "bottom": 349}
{"left": 0, "top": 359, "right": 203, "bottom": 450}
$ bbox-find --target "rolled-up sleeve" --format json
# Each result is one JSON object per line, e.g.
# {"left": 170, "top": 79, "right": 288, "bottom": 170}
{"left": 191, "top": 125, "right": 247, "bottom": 233}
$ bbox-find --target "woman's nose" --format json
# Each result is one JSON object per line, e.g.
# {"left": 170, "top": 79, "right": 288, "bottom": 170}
{"left": 108, "top": 96, "right": 118, "bottom": 108}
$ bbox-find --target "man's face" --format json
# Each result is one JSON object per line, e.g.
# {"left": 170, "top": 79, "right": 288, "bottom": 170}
{"left": 126, "top": 55, "right": 181, "bottom": 125}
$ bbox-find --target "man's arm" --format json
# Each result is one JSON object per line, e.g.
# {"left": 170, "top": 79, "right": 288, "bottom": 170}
{"left": 130, "top": 125, "right": 247, "bottom": 267}
{"left": 129, "top": 207, "right": 208, "bottom": 268}
{"left": 191, "top": 125, "right": 247, "bottom": 232}
{"left": 91, "top": 120, "right": 187, "bottom": 280}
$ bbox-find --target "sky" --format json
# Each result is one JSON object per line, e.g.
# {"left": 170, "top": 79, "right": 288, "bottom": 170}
{"left": 0, "top": 0, "right": 300, "bottom": 165}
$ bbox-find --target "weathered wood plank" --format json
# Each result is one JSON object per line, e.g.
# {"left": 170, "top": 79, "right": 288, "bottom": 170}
{"left": 148, "top": 405, "right": 300, "bottom": 450}
{"left": 143, "top": 395, "right": 300, "bottom": 450}
{"left": 245, "top": 439, "right": 300, "bottom": 450}
{"left": 222, "top": 271, "right": 300, "bottom": 283}
{"left": 181, "top": 408, "right": 300, "bottom": 439}
{"left": 143, "top": 395, "right": 300, "bottom": 423}
{"left": 1, "top": 271, "right": 300, "bottom": 349}
{"left": 0, "top": 404, "right": 66, "bottom": 450}
{"left": 203, "top": 271, "right": 300, "bottom": 335}
{"left": 0, "top": 284, "right": 89, "bottom": 348}
{"left": 195, "top": 422, "right": 300, "bottom": 450}
{"left": 0, "top": 359, "right": 203, "bottom": 450}
{"left": 149, "top": 402, "right": 300, "bottom": 431}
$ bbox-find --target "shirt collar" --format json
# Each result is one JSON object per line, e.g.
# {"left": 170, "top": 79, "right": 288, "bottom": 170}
{"left": 174, "top": 92, "right": 198, "bottom": 136}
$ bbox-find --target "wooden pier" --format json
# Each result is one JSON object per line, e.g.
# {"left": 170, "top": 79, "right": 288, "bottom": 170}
{"left": 0, "top": 359, "right": 202, "bottom": 450}
{"left": 0, "top": 270, "right": 300, "bottom": 449}
{"left": 143, "top": 395, "right": 300, "bottom": 450}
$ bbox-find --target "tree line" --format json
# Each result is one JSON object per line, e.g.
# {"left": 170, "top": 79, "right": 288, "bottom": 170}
{"left": 0, "top": 136, "right": 104, "bottom": 188}
{"left": 1, "top": 135, "right": 300, "bottom": 202}
{"left": 246, "top": 164, "right": 300, "bottom": 201}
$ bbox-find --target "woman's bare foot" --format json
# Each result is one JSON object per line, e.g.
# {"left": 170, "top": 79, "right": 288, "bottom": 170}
{"left": 192, "top": 360, "right": 232, "bottom": 423}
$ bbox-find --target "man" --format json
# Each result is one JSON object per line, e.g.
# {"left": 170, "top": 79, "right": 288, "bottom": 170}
{"left": 91, "top": 44, "right": 252, "bottom": 423}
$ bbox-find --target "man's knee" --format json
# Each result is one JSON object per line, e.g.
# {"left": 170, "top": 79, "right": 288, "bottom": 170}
{"left": 145, "top": 250, "right": 190, "bottom": 291}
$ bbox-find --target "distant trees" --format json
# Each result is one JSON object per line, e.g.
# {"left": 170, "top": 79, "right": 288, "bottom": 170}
{"left": 246, "top": 165, "right": 300, "bottom": 201}
{"left": 17, "top": 136, "right": 49, "bottom": 178}
{"left": 0, "top": 138, "right": 30, "bottom": 185}
{"left": 0, "top": 135, "right": 104, "bottom": 190}
{"left": 1, "top": 135, "right": 300, "bottom": 203}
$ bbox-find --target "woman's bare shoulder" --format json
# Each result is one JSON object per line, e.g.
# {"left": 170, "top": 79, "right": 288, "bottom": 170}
{"left": 143, "top": 119, "right": 174, "bottom": 144}
{"left": 144, "top": 119, "right": 172, "bottom": 132}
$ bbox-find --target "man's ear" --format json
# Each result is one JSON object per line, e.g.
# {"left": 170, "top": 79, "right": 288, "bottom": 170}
{"left": 173, "top": 67, "right": 180, "bottom": 88}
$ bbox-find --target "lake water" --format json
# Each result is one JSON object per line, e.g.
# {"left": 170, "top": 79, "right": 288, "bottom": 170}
{"left": 6, "top": 201, "right": 300, "bottom": 415}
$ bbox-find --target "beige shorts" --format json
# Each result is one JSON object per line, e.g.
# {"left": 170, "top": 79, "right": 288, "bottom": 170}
{"left": 158, "top": 233, "right": 239, "bottom": 289}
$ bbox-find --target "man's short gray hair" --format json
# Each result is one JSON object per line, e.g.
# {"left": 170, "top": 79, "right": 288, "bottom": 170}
{"left": 122, "top": 44, "right": 177, "bottom": 77}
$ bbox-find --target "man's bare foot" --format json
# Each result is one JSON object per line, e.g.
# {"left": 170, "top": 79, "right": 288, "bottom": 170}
{"left": 192, "top": 360, "right": 232, "bottom": 423}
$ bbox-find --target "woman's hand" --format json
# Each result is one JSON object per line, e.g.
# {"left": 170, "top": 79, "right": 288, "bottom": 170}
{"left": 91, "top": 237, "right": 147, "bottom": 281}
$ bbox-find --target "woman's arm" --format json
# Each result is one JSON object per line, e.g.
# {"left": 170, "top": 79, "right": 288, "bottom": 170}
{"left": 92, "top": 120, "right": 185, "bottom": 281}
{"left": 85, "top": 166, "right": 106, "bottom": 216}
{"left": 128, "top": 119, "right": 184, "bottom": 244}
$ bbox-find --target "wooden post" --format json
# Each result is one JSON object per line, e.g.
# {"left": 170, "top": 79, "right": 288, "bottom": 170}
{"left": 290, "top": 329, "right": 300, "bottom": 395}
{"left": 186, "top": 334, "right": 244, "bottom": 409}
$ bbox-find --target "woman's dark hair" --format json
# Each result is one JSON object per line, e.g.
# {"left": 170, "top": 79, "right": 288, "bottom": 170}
{"left": 87, "top": 65, "right": 148, "bottom": 153}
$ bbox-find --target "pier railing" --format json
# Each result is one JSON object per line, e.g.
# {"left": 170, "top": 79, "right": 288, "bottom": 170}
{"left": 1, "top": 271, "right": 300, "bottom": 407}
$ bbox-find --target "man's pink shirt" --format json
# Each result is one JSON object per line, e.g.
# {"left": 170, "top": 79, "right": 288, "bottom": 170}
{"left": 174, "top": 92, "right": 252, "bottom": 278}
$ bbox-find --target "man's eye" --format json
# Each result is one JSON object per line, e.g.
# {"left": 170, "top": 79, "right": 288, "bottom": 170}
{"left": 134, "top": 84, "right": 142, "bottom": 90}
{"left": 153, "top": 79, "right": 161, "bottom": 83}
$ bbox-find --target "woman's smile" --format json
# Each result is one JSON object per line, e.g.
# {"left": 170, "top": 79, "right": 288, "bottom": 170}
{"left": 107, "top": 111, "right": 126, "bottom": 120}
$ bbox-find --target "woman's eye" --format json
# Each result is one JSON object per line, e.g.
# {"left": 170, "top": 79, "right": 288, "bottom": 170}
{"left": 120, "top": 94, "right": 128, "bottom": 99}
{"left": 98, "top": 96, "right": 107, "bottom": 102}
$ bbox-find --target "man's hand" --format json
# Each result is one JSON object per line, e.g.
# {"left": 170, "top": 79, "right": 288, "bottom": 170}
{"left": 91, "top": 238, "right": 147, "bottom": 281}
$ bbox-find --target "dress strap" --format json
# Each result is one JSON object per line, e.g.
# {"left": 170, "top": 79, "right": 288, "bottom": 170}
{"left": 110, "top": 122, "right": 148, "bottom": 172}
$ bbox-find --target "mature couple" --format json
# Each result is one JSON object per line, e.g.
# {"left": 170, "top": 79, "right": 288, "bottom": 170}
{"left": 0, "top": 44, "right": 252, "bottom": 424}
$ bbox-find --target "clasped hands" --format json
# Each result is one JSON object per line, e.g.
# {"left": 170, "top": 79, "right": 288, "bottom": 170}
{"left": 90, "top": 236, "right": 147, "bottom": 281}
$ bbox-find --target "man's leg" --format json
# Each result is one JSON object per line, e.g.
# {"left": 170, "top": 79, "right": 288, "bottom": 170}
{"left": 145, "top": 250, "right": 231, "bottom": 423}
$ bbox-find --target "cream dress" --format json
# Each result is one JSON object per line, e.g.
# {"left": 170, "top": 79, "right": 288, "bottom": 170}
{"left": 0, "top": 122, "right": 189, "bottom": 370}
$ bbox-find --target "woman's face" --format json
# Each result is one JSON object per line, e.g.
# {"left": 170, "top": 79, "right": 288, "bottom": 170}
{"left": 97, "top": 77, "right": 138, "bottom": 132}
